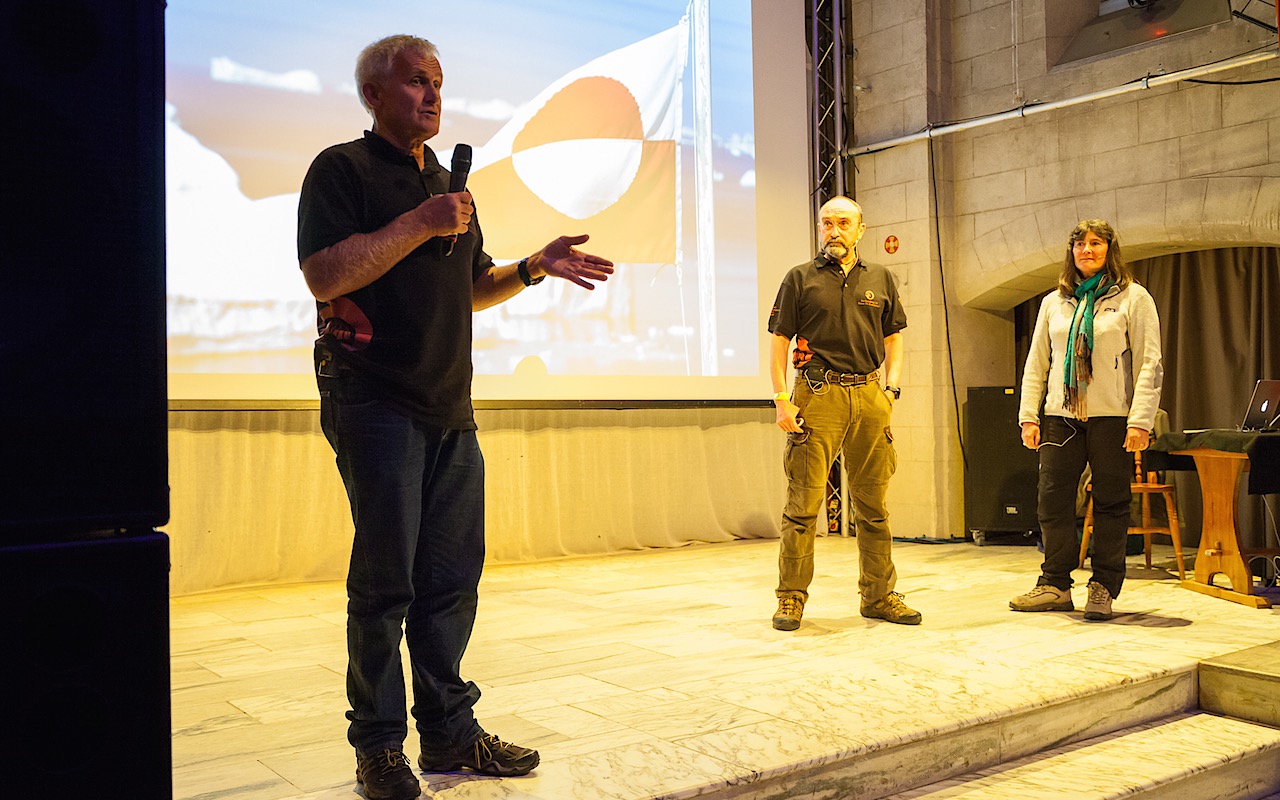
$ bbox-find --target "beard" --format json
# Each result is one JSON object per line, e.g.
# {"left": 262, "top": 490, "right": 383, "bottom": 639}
{"left": 822, "top": 240, "right": 849, "bottom": 261}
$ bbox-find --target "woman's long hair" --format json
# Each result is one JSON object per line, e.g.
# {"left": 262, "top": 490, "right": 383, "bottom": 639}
{"left": 1056, "top": 219, "right": 1134, "bottom": 297}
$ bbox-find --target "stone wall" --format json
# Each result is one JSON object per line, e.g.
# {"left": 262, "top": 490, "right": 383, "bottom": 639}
{"left": 844, "top": 0, "right": 1279, "bottom": 538}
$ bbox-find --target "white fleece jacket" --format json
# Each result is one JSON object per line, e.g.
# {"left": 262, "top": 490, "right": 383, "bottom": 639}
{"left": 1018, "top": 282, "right": 1164, "bottom": 432}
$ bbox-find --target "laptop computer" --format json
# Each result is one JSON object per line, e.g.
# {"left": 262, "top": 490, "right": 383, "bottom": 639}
{"left": 1240, "top": 379, "right": 1280, "bottom": 431}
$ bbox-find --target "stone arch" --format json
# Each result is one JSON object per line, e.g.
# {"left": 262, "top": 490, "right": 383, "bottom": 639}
{"left": 954, "top": 176, "right": 1280, "bottom": 311}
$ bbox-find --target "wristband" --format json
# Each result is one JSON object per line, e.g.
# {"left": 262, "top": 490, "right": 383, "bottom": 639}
{"left": 773, "top": 391, "right": 791, "bottom": 403}
{"left": 517, "top": 257, "right": 544, "bottom": 287}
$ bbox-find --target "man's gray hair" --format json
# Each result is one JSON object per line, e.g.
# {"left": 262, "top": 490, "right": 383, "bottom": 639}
{"left": 354, "top": 35, "right": 438, "bottom": 115}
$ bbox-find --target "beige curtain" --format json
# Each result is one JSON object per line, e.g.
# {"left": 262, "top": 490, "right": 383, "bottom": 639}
{"left": 166, "top": 407, "right": 785, "bottom": 595}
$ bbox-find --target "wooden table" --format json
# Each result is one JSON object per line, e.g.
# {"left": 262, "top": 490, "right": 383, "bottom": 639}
{"left": 1170, "top": 446, "right": 1272, "bottom": 608}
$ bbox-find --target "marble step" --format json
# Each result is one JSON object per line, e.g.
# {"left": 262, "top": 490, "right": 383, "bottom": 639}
{"left": 700, "top": 660, "right": 1200, "bottom": 800}
{"left": 884, "top": 712, "right": 1280, "bottom": 800}
{"left": 1201, "top": 641, "right": 1280, "bottom": 729}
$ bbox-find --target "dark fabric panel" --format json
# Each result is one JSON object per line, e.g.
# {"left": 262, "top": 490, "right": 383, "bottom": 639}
{"left": 1132, "top": 247, "right": 1280, "bottom": 433}
{"left": 1131, "top": 247, "right": 1280, "bottom": 558}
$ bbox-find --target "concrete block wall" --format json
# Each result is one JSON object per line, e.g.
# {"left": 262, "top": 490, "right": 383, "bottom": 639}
{"left": 944, "top": 3, "right": 1280, "bottom": 311}
{"left": 848, "top": 1, "right": 986, "bottom": 539}
{"left": 844, "top": 0, "right": 1280, "bottom": 539}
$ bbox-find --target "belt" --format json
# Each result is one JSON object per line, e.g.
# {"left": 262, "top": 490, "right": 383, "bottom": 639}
{"left": 811, "top": 368, "right": 878, "bottom": 387}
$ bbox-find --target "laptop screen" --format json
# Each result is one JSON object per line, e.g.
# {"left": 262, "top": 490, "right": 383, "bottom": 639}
{"left": 1240, "top": 379, "right": 1280, "bottom": 431}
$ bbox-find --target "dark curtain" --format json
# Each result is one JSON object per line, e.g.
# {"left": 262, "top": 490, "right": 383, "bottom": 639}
{"left": 1013, "top": 247, "right": 1280, "bottom": 565}
{"left": 1133, "top": 248, "right": 1280, "bottom": 431}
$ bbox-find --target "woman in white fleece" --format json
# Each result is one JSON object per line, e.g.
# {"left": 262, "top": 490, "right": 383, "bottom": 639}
{"left": 1010, "top": 220, "right": 1164, "bottom": 621}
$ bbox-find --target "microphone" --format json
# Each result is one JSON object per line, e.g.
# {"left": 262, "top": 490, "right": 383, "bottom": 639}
{"left": 449, "top": 143, "right": 472, "bottom": 193}
{"left": 443, "top": 144, "right": 472, "bottom": 256}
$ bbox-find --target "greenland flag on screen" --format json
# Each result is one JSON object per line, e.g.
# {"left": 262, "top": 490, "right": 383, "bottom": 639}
{"left": 468, "top": 17, "right": 689, "bottom": 264}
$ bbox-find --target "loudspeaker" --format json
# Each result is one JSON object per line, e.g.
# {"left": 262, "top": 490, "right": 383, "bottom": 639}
{"left": 0, "top": 534, "right": 171, "bottom": 797}
{"left": 964, "top": 386, "right": 1040, "bottom": 542}
{"left": 0, "top": 0, "right": 168, "bottom": 538}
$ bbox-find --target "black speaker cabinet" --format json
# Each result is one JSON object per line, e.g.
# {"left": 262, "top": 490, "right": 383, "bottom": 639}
{"left": 0, "top": 0, "right": 168, "bottom": 537}
{"left": 964, "top": 386, "right": 1040, "bottom": 544}
{"left": 0, "top": 534, "right": 171, "bottom": 797}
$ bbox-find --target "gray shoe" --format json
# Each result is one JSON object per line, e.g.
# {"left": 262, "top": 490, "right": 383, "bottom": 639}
{"left": 1009, "top": 584, "right": 1074, "bottom": 612}
{"left": 772, "top": 595, "right": 804, "bottom": 630}
{"left": 1083, "top": 581, "right": 1114, "bottom": 621}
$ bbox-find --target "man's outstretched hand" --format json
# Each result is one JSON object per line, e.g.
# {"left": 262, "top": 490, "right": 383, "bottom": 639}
{"left": 530, "top": 234, "right": 615, "bottom": 289}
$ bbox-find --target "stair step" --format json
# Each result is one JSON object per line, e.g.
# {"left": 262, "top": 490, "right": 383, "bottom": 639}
{"left": 1202, "top": 641, "right": 1280, "bottom": 729}
{"left": 886, "top": 712, "right": 1280, "bottom": 799}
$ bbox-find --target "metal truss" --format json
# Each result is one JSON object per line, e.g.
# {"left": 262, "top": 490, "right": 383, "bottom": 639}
{"left": 809, "top": 0, "right": 849, "bottom": 220}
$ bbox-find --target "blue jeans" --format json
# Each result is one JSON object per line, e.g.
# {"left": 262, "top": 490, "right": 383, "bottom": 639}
{"left": 1035, "top": 415, "right": 1132, "bottom": 598}
{"left": 319, "top": 373, "right": 485, "bottom": 755}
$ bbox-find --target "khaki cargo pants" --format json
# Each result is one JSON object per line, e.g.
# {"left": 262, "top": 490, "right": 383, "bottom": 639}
{"left": 777, "top": 378, "right": 898, "bottom": 603}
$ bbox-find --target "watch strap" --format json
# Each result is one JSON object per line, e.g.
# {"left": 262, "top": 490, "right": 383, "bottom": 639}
{"left": 517, "top": 257, "right": 545, "bottom": 287}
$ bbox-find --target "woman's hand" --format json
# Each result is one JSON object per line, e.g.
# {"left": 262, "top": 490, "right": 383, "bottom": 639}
{"left": 1020, "top": 422, "right": 1040, "bottom": 450}
{"left": 1124, "top": 427, "right": 1151, "bottom": 452}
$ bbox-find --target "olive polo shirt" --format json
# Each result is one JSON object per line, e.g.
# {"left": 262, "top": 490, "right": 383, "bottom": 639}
{"left": 297, "top": 131, "right": 494, "bottom": 429}
{"left": 768, "top": 255, "right": 907, "bottom": 375}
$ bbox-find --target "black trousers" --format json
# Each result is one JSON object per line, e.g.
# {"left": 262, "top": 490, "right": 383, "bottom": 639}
{"left": 1035, "top": 415, "right": 1133, "bottom": 598}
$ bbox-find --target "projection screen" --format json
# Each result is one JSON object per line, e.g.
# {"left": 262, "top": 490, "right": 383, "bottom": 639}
{"left": 165, "top": 0, "right": 810, "bottom": 401}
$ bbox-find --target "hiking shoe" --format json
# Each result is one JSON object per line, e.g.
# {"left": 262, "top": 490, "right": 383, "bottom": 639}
{"left": 355, "top": 748, "right": 421, "bottom": 800}
{"left": 772, "top": 595, "right": 804, "bottom": 630}
{"left": 1084, "top": 581, "right": 1114, "bottom": 621}
{"left": 1009, "top": 584, "right": 1074, "bottom": 612}
{"left": 418, "top": 733, "right": 539, "bottom": 777}
{"left": 860, "top": 592, "right": 922, "bottom": 625}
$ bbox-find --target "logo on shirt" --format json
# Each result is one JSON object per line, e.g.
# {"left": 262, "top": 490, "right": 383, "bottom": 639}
{"left": 858, "top": 290, "right": 880, "bottom": 309}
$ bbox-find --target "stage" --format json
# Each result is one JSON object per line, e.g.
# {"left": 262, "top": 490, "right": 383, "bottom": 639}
{"left": 171, "top": 536, "right": 1280, "bottom": 799}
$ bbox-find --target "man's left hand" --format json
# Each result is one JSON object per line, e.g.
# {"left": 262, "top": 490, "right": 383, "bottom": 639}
{"left": 530, "top": 234, "right": 615, "bottom": 289}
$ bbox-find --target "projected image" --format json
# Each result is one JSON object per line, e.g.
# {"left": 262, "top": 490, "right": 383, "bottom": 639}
{"left": 165, "top": 0, "right": 756, "bottom": 395}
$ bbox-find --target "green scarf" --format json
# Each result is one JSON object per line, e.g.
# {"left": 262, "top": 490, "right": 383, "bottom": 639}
{"left": 1062, "top": 272, "right": 1111, "bottom": 419}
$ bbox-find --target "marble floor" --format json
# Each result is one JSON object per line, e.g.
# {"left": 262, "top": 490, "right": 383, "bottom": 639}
{"left": 170, "top": 537, "right": 1280, "bottom": 800}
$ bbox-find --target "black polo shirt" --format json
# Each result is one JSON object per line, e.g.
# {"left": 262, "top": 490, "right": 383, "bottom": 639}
{"left": 298, "top": 131, "right": 493, "bottom": 429}
{"left": 768, "top": 255, "right": 907, "bottom": 375}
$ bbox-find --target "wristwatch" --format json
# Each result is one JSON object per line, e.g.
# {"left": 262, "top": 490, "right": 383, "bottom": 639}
{"left": 517, "top": 257, "right": 544, "bottom": 287}
{"left": 885, "top": 385, "right": 901, "bottom": 400}
{"left": 772, "top": 391, "right": 791, "bottom": 403}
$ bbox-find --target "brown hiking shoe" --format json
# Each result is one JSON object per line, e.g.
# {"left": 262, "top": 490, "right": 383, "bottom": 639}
{"left": 355, "top": 748, "right": 421, "bottom": 800}
{"left": 418, "top": 733, "right": 539, "bottom": 777}
{"left": 772, "top": 595, "right": 804, "bottom": 630}
{"left": 861, "top": 592, "right": 922, "bottom": 625}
